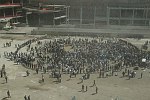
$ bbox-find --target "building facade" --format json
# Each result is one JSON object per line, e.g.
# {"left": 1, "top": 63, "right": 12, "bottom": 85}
{"left": 29, "top": 0, "right": 150, "bottom": 26}
{"left": 0, "top": 0, "right": 69, "bottom": 29}
{"left": 0, "top": 0, "right": 25, "bottom": 30}
{"left": 24, "top": 4, "right": 69, "bottom": 26}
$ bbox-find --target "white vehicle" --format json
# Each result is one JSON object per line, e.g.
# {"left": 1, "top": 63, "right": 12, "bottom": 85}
{"left": 3, "top": 25, "right": 13, "bottom": 29}
{"left": 3, "top": 21, "right": 13, "bottom": 30}
{"left": 0, "top": 18, "right": 8, "bottom": 23}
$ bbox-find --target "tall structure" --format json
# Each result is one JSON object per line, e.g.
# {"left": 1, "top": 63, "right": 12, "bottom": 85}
{"left": 107, "top": 7, "right": 150, "bottom": 26}
{"left": 23, "top": 4, "right": 70, "bottom": 26}
{"left": 0, "top": 0, "right": 69, "bottom": 29}
{"left": 106, "top": 1, "right": 150, "bottom": 26}
{"left": 33, "top": 0, "right": 150, "bottom": 26}
{"left": 0, "top": 0, "right": 25, "bottom": 30}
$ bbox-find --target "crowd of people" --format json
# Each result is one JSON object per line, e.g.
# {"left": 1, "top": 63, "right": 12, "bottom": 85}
{"left": 2, "top": 36, "right": 150, "bottom": 99}
{"left": 5, "top": 37, "right": 150, "bottom": 76}
{"left": 5, "top": 37, "right": 149, "bottom": 79}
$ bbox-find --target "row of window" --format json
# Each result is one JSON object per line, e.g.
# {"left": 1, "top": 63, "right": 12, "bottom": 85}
{"left": 0, "top": 0, "right": 20, "bottom": 4}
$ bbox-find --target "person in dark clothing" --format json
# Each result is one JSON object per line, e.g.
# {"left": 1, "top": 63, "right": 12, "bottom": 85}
{"left": 96, "top": 87, "right": 98, "bottom": 94}
{"left": 28, "top": 95, "right": 30, "bottom": 100}
{"left": 0, "top": 70, "right": 3, "bottom": 78}
{"left": 122, "top": 71, "right": 125, "bottom": 77}
{"left": 85, "top": 86, "right": 87, "bottom": 92}
{"left": 24, "top": 95, "right": 27, "bottom": 100}
{"left": 93, "top": 80, "right": 96, "bottom": 86}
{"left": 82, "top": 85, "right": 84, "bottom": 92}
{"left": 5, "top": 75, "right": 8, "bottom": 83}
{"left": 7, "top": 90, "right": 11, "bottom": 98}
{"left": 87, "top": 73, "right": 90, "bottom": 79}
{"left": 26, "top": 70, "right": 30, "bottom": 76}
{"left": 43, "top": 67, "right": 46, "bottom": 74}
{"left": 141, "top": 72, "right": 143, "bottom": 78}
{"left": 36, "top": 68, "right": 39, "bottom": 74}
{"left": 128, "top": 70, "right": 130, "bottom": 76}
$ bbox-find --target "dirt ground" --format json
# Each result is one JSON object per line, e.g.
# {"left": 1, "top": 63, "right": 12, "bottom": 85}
{"left": 0, "top": 35, "right": 150, "bottom": 100}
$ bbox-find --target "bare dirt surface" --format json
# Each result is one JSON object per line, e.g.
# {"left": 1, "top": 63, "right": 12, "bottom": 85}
{"left": 0, "top": 35, "right": 150, "bottom": 100}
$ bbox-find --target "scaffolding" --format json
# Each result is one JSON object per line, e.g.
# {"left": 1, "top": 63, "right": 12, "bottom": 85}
{"left": 24, "top": 5, "right": 70, "bottom": 26}
{"left": 0, "top": 0, "right": 24, "bottom": 27}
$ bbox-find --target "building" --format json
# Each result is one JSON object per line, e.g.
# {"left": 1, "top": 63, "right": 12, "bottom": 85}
{"left": 29, "top": 0, "right": 150, "bottom": 26}
{"left": 0, "top": 0, "right": 25, "bottom": 30}
{"left": 1, "top": 0, "right": 150, "bottom": 29}
{"left": 0, "top": 0, "right": 69, "bottom": 29}
{"left": 23, "top": 3, "right": 69, "bottom": 26}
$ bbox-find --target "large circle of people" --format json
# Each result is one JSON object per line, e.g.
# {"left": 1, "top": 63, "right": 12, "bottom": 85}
{"left": 4, "top": 37, "right": 149, "bottom": 78}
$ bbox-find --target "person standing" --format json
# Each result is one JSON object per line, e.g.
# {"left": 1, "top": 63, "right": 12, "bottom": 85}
{"left": 99, "top": 69, "right": 101, "bottom": 78}
{"left": 0, "top": 70, "right": 3, "bottom": 78}
{"left": 5, "top": 75, "right": 8, "bottom": 83}
{"left": 43, "top": 67, "right": 46, "bottom": 74}
{"left": 141, "top": 72, "right": 143, "bottom": 79}
{"left": 81, "top": 76, "right": 83, "bottom": 83}
{"left": 122, "top": 71, "right": 125, "bottom": 77}
{"left": 85, "top": 86, "right": 87, "bottom": 92}
{"left": 96, "top": 87, "right": 98, "bottom": 94}
{"left": 7, "top": 90, "right": 11, "bottom": 98}
{"left": 28, "top": 95, "right": 30, "bottom": 100}
{"left": 93, "top": 80, "right": 96, "bottom": 86}
{"left": 72, "top": 96, "right": 76, "bottom": 100}
{"left": 82, "top": 85, "right": 84, "bottom": 92}
{"left": 42, "top": 74, "right": 44, "bottom": 82}
{"left": 128, "top": 70, "right": 130, "bottom": 76}
{"left": 2, "top": 64, "right": 5, "bottom": 70}
{"left": 112, "top": 70, "right": 114, "bottom": 76}
{"left": 36, "top": 68, "right": 39, "bottom": 74}
{"left": 87, "top": 73, "right": 90, "bottom": 79}
{"left": 26, "top": 70, "right": 30, "bottom": 76}
{"left": 129, "top": 73, "right": 131, "bottom": 80}
{"left": 102, "top": 71, "right": 105, "bottom": 78}
{"left": 70, "top": 74, "right": 71, "bottom": 78}
{"left": 24, "top": 95, "right": 27, "bottom": 100}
